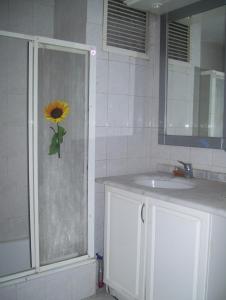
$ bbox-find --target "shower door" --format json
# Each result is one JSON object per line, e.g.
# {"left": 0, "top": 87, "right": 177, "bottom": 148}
{"left": 0, "top": 31, "right": 95, "bottom": 282}
{"left": 34, "top": 40, "right": 95, "bottom": 267}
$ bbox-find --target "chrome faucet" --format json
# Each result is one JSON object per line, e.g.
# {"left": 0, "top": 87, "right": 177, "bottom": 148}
{"left": 177, "top": 161, "right": 193, "bottom": 178}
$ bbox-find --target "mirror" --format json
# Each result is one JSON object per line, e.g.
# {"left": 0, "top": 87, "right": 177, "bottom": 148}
{"left": 159, "top": 2, "right": 226, "bottom": 148}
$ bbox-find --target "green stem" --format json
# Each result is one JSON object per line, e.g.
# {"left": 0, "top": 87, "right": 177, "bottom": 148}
{"left": 57, "top": 123, "right": 61, "bottom": 158}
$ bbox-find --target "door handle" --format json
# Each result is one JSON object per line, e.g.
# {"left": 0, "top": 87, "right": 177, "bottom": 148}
{"left": 141, "top": 203, "right": 145, "bottom": 223}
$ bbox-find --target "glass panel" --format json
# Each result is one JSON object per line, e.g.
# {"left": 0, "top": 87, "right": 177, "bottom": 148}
{"left": 38, "top": 46, "right": 89, "bottom": 266}
{"left": 166, "top": 6, "right": 225, "bottom": 137}
{"left": 0, "top": 36, "right": 31, "bottom": 276}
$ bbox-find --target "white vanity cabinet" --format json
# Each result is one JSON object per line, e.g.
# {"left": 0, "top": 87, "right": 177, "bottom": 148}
{"left": 146, "top": 198, "right": 210, "bottom": 300}
{"left": 104, "top": 186, "right": 226, "bottom": 300}
{"left": 104, "top": 186, "right": 147, "bottom": 300}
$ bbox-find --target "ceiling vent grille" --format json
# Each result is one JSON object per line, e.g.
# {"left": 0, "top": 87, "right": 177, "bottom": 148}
{"left": 168, "top": 21, "right": 191, "bottom": 62}
{"left": 104, "top": 0, "right": 148, "bottom": 55}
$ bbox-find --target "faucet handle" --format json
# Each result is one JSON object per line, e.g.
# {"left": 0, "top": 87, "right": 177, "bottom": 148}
{"left": 177, "top": 160, "right": 186, "bottom": 167}
{"left": 177, "top": 161, "right": 193, "bottom": 177}
{"left": 178, "top": 160, "right": 192, "bottom": 169}
{"left": 177, "top": 160, "right": 190, "bottom": 168}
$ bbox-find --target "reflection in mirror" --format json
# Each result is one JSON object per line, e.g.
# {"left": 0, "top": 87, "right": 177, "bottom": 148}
{"left": 166, "top": 6, "right": 225, "bottom": 137}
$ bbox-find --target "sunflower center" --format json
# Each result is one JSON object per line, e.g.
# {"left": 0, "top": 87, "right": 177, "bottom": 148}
{"left": 50, "top": 108, "right": 63, "bottom": 119}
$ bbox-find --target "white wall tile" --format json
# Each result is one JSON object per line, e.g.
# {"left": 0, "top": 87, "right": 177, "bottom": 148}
{"left": 129, "top": 63, "right": 136, "bottom": 96}
{"left": 33, "top": 2, "right": 54, "bottom": 37}
{"left": 170, "top": 146, "right": 190, "bottom": 165}
{"left": 86, "top": 22, "right": 108, "bottom": 60}
{"left": 95, "top": 181, "right": 104, "bottom": 194}
{"left": 129, "top": 56, "right": 152, "bottom": 67}
{"left": 127, "top": 158, "right": 148, "bottom": 174}
{"left": 127, "top": 128, "right": 147, "bottom": 158}
{"left": 128, "top": 96, "right": 145, "bottom": 128}
{"left": 107, "top": 158, "right": 127, "bottom": 176}
{"left": 87, "top": 0, "right": 103, "bottom": 25}
{"left": 96, "top": 93, "right": 108, "bottom": 126}
{"left": 107, "top": 134, "right": 127, "bottom": 159}
{"left": 212, "top": 150, "right": 226, "bottom": 169}
{"left": 109, "top": 52, "right": 130, "bottom": 63}
{"left": 108, "top": 61, "right": 130, "bottom": 95}
{"left": 95, "top": 160, "right": 107, "bottom": 178}
{"left": 190, "top": 148, "right": 213, "bottom": 169}
{"left": 108, "top": 94, "right": 129, "bottom": 127}
{"left": 89, "top": 1, "right": 157, "bottom": 198}
{"left": 8, "top": 0, "right": 33, "bottom": 35}
{"left": 96, "top": 59, "right": 108, "bottom": 94}
{"left": 151, "top": 143, "right": 171, "bottom": 164}
{"left": 148, "top": 98, "right": 159, "bottom": 128}
{"left": 133, "top": 64, "right": 153, "bottom": 97}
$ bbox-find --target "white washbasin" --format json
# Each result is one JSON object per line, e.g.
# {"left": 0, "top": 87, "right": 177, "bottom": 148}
{"left": 134, "top": 177, "right": 195, "bottom": 189}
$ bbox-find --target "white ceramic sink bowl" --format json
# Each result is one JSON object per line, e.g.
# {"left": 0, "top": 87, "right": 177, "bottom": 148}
{"left": 134, "top": 177, "right": 195, "bottom": 189}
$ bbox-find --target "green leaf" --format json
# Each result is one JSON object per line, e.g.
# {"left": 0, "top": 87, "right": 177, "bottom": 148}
{"left": 58, "top": 125, "right": 66, "bottom": 144}
{"left": 49, "top": 133, "right": 59, "bottom": 155}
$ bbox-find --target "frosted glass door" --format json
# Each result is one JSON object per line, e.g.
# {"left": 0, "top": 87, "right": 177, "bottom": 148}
{"left": 38, "top": 45, "right": 89, "bottom": 266}
{"left": 0, "top": 36, "right": 31, "bottom": 276}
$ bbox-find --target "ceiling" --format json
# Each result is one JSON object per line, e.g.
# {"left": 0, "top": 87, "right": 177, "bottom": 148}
{"left": 124, "top": 0, "right": 201, "bottom": 14}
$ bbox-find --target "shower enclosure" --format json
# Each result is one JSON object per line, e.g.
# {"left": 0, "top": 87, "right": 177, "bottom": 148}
{"left": 0, "top": 31, "right": 95, "bottom": 281}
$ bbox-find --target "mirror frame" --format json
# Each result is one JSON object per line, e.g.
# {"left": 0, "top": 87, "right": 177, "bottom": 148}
{"left": 159, "top": 0, "right": 226, "bottom": 149}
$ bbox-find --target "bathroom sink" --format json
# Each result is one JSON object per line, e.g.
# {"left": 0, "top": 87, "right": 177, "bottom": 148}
{"left": 133, "top": 177, "right": 195, "bottom": 189}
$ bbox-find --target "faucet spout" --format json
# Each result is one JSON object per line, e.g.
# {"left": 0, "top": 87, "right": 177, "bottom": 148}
{"left": 177, "top": 161, "right": 193, "bottom": 178}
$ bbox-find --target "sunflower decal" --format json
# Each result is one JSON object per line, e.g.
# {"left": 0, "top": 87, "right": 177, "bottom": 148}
{"left": 43, "top": 100, "right": 70, "bottom": 158}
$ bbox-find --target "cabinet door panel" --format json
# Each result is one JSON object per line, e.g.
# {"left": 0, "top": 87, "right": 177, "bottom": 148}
{"left": 146, "top": 200, "right": 210, "bottom": 300}
{"left": 104, "top": 187, "right": 146, "bottom": 300}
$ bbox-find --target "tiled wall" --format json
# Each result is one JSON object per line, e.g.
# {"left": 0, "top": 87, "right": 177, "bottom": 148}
{"left": 54, "top": 0, "right": 87, "bottom": 43}
{"left": 0, "top": 0, "right": 55, "bottom": 36}
{"left": 87, "top": 0, "right": 226, "bottom": 255}
{"left": 86, "top": 0, "right": 160, "bottom": 254}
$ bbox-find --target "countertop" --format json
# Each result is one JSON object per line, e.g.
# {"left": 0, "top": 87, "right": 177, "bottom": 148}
{"left": 96, "top": 172, "right": 226, "bottom": 218}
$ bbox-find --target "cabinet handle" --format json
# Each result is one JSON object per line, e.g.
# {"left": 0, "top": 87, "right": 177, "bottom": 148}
{"left": 141, "top": 203, "right": 145, "bottom": 223}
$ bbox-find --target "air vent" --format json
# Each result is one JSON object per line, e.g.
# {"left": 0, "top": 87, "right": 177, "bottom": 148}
{"left": 104, "top": 0, "right": 148, "bottom": 56}
{"left": 168, "top": 21, "right": 190, "bottom": 62}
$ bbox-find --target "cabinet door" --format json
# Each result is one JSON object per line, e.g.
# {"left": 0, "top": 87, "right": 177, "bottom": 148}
{"left": 104, "top": 187, "right": 146, "bottom": 300}
{"left": 146, "top": 199, "right": 210, "bottom": 300}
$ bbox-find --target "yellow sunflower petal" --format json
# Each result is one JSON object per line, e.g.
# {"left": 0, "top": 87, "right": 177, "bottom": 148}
{"left": 43, "top": 100, "right": 70, "bottom": 123}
